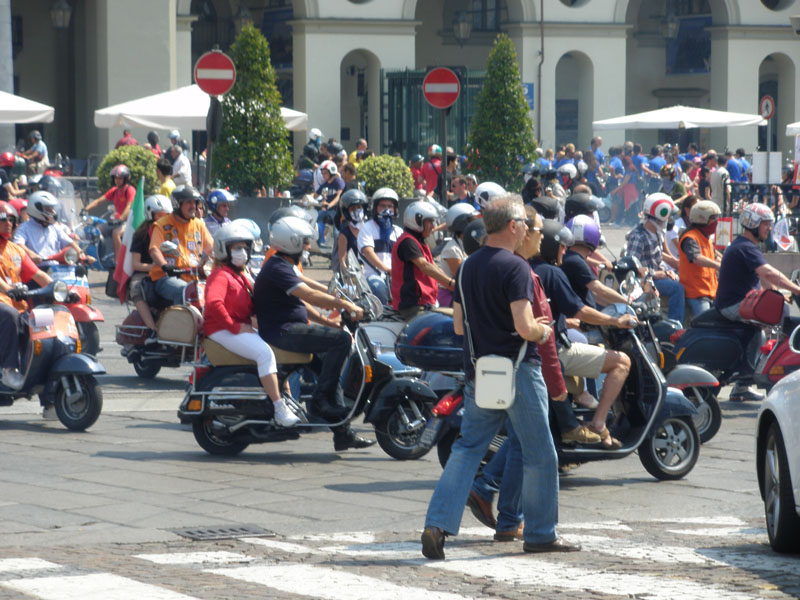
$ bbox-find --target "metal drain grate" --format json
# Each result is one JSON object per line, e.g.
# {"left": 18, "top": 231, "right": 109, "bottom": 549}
{"left": 170, "top": 524, "right": 276, "bottom": 541}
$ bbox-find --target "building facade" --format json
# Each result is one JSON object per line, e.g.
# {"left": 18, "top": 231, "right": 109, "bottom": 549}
{"left": 4, "top": 0, "right": 800, "bottom": 163}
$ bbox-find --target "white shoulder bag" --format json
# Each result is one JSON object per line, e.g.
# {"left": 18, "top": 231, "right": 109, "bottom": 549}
{"left": 458, "top": 261, "right": 527, "bottom": 410}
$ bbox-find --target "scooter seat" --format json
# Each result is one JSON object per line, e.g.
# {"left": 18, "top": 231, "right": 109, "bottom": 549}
{"left": 272, "top": 347, "right": 313, "bottom": 365}
{"left": 203, "top": 338, "right": 256, "bottom": 367}
{"left": 690, "top": 307, "right": 744, "bottom": 329}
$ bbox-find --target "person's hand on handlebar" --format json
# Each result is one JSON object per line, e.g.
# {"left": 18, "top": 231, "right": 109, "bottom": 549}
{"left": 614, "top": 314, "right": 638, "bottom": 329}
{"left": 6, "top": 284, "right": 28, "bottom": 301}
{"left": 66, "top": 291, "right": 81, "bottom": 304}
{"left": 346, "top": 303, "right": 364, "bottom": 322}
{"left": 162, "top": 264, "right": 178, "bottom": 277}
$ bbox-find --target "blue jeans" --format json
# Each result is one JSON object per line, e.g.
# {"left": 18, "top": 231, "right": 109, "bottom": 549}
{"left": 654, "top": 277, "right": 685, "bottom": 322}
{"left": 154, "top": 276, "right": 188, "bottom": 305}
{"left": 425, "top": 363, "right": 558, "bottom": 544}
{"left": 366, "top": 274, "right": 390, "bottom": 306}
{"left": 317, "top": 208, "right": 337, "bottom": 243}
{"left": 687, "top": 297, "right": 711, "bottom": 319}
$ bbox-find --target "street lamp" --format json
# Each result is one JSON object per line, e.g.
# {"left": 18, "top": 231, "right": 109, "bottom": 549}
{"left": 50, "top": 0, "right": 72, "bottom": 30}
{"left": 235, "top": 4, "right": 253, "bottom": 33}
{"left": 662, "top": 0, "right": 679, "bottom": 41}
{"left": 453, "top": 11, "right": 472, "bottom": 47}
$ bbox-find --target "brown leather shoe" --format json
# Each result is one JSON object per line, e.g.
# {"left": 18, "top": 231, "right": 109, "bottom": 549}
{"left": 493, "top": 522, "right": 524, "bottom": 542}
{"left": 523, "top": 537, "right": 581, "bottom": 553}
{"left": 466, "top": 490, "right": 496, "bottom": 529}
{"left": 421, "top": 526, "right": 446, "bottom": 560}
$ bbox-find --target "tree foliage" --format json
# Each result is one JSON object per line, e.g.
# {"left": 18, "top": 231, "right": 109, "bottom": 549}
{"left": 358, "top": 155, "right": 414, "bottom": 198}
{"left": 466, "top": 34, "right": 537, "bottom": 193}
{"left": 212, "top": 24, "right": 294, "bottom": 196}
{"left": 96, "top": 145, "right": 158, "bottom": 195}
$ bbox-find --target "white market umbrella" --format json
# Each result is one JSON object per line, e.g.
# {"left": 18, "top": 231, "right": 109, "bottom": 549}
{"left": 786, "top": 121, "right": 800, "bottom": 136}
{"left": 0, "top": 90, "right": 54, "bottom": 123}
{"left": 93, "top": 84, "right": 307, "bottom": 132}
{"left": 592, "top": 105, "right": 766, "bottom": 130}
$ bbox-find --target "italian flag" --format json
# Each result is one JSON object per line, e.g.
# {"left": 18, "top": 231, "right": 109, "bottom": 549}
{"left": 113, "top": 176, "right": 146, "bottom": 303}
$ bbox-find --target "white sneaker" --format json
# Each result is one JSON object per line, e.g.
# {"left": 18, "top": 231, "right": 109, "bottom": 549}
{"left": 2, "top": 368, "right": 25, "bottom": 390}
{"left": 272, "top": 399, "right": 300, "bottom": 427}
{"left": 42, "top": 405, "right": 57, "bottom": 420}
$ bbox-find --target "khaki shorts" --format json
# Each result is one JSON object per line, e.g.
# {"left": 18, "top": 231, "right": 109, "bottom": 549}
{"left": 129, "top": 272, "right": 148, "bottom": 303}
{"left": 558, "top": 341, "right": 607, "bottom": 379}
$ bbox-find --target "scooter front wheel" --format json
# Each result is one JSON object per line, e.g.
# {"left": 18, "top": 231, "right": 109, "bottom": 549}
{"left": 374, "top": 400, "right": 432, "bottom": 461}
{"left": 639, "top": 416, "right": 699, "bottom": 480}
{"left": 54, "top": 375, "right": 103, "bottom": 431}
{"left": 133, "top": 358, "right": 161, "bottom": 379}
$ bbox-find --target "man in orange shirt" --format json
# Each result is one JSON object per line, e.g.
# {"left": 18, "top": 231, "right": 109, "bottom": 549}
{"left": 149, "top": 185, "right": 213, "bottom": 305}
{"left": 0, "top": 201, "right": 53, "bottom": 389}
{"left": 678, "top": 200, "right": 721, "bottom": 317}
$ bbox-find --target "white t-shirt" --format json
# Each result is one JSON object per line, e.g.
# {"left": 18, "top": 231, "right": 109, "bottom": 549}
{"left": 438, "top": 238, "right": 466, "bottom": 280}
{"left": 172, "top": 152, "right": 192, "bottom": 186}
{"left": 710, "top": 166, "right": 730, "bottom": 209}
{"left": 356, "top": 219, "right": 402, "bottom": 277}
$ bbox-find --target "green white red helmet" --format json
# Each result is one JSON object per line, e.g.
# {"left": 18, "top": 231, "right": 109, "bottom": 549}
{"left": 643, "top": 193, "right": 676, "bottom": 223}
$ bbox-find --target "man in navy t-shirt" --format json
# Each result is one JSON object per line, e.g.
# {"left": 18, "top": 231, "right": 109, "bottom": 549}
{"left": 422, "top": 194, "right": 580, "bottom": 559}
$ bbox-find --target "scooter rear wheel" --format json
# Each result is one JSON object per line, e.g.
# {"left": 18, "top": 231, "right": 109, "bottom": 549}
{"left": 374, "top": 400, "right": 432, "bottom": 461}
{"left": 133, "top": 359, "right": 161, "bottom": 379}
{"left": 54, "top": 375, "right": 103, "bottom": 431}
{"left": 639, "top": 416, "right": 699, "bottom": 480}
{"left": 684, "top": 386, "right": 722, "bottom": 443}
{"left": 192, "top": 416, "right": 250, "bottom": 456}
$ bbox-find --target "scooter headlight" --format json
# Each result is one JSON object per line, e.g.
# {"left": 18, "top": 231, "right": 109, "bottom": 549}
{"left": 64, "top": 248, "right": 79, "bottom": 265}
{"left": 52, "top": 280, "right": 69, "bottom": 303}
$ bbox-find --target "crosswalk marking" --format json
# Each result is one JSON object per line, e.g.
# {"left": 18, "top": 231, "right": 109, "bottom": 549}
{"left": 667, "top": 526, "right": 766, "bottom": 537}
{"left": 206, "top": 564, "right": 470, "bottom": 600}
{"left": 135, "top": 551, "right": 254, "bottom": 565}
{"left": 0, "top": 558, "right": 61, "bottom": 573}
{"left": 240, "top": 537, "right": 326, "bottom": 555}
{"left": 1, "top": 573, "right": 200, "bottom": 600}
{"left": 567, "top": 534, "right": 714, "bottom": 564}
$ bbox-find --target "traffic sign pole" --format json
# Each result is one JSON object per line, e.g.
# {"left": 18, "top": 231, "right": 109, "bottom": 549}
{"left": 423, "top": 67, "right": 461, "bottom": 204}
{"left": 760, "top": 95, "right": 776, "bottom": 185}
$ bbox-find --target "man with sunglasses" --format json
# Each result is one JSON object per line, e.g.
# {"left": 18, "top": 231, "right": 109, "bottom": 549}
{"left": 449, "top": 175, "right": 478, "bottom": 210}
{"left": 0, "top": 202, "right": 53, "bottom": 390}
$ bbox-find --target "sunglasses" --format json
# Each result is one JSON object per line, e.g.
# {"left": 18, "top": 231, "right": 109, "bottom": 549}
{"left": 0, "top": 213, "right": 16, "bottom": 224}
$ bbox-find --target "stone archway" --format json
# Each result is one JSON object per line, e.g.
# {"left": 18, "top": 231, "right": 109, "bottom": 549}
{"left": 340, "top": 49, "right": 381, "bottom": 148}
{"left": 554, "top": 51, "right": 594, "bottom": 148}
{"left": 758, "top": 52, "right": 796, "bottom": 156}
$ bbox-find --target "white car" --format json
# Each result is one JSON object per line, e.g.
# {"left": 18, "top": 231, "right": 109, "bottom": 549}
{"left": 756, "top": 326, "right": 800, "bottom": 553}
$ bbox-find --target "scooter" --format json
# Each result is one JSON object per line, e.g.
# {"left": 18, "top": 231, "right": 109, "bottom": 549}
{"left": 43, "top": 246, "right": 105, "bottom": 356}
{"left": 410, "top": 301, "right": 701, "bottom": 481}
{"left": 1, "top": 281, "right": 105, "bottom": 431}
{"left": 177, "top": 262, "right": 438, "bottom": 459}
{"left": 76, "top": 207, "right": 117, "bottom": 270}
{"left": 752, "top": 270, "right": 800, "bottom": 391}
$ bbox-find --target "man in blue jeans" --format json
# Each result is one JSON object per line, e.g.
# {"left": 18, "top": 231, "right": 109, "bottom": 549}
{"left": 421, "top": 194, "right": 580, "bottom": 559}
{"left": 624, "top": 193, "right": 685, "bottom": 322}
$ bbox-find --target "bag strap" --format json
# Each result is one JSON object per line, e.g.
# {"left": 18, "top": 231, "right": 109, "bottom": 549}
{"left": 458, "top": 258, "right": 527, "bottom": 368}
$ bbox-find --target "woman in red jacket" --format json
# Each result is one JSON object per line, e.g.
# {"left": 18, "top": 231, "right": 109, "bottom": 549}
{"left": 203, "top": 224, "right": 299, "bottom": 427}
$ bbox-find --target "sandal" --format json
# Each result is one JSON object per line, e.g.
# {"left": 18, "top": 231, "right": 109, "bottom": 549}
{"left": 588, "top": 423, "right": 622, "bottom": 449}
{"left": 561, "top": 425, "right": 602, "bottom": 444}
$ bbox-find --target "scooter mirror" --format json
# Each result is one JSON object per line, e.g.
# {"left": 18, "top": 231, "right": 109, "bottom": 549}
{"left": 52, "top": 280, "right": 69, "bottom": 303}
{"left": 160, "top": 241, "right": 179, "bottom": 255}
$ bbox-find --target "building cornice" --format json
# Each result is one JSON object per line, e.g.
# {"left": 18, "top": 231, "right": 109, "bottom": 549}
{"left": 707, "top": 24, "right": 796, "bottom": 41}
{"left": 506, "top": 21, "right": 633, "bottom": 37}
{"left": 289, "top": 19, "right": 422, "bottom": 36}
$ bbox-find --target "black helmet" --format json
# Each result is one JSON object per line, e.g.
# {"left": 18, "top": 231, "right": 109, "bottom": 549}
{"left": 613, "top": 255, "right": 643, "bottom": 282}
{"left": 564, "top": 192, "right": 603, "bottom": 221}
{"left": 147, "top": 131, "right": 159, "bottom": 146}
{"left": 529, "top": 196, "right": 559, "bottom": 220}
{"left": 462, "top": 218, "right": 487, "bottom": 256}
{"left": 542, "top": 167, "right": 558, "bottom": 180}
{"left": 170, "top": 185, "right": 203, "bottom": 212}
{"left": 340, "top": 189, "right": 369, "bottom": 212}
{"left": 539, "top": 219, "right": 573, "bottom": 265}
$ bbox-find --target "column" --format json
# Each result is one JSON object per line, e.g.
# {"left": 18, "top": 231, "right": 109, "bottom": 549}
{"left": 0, "top": 0, "right": 15, "bottom": 150}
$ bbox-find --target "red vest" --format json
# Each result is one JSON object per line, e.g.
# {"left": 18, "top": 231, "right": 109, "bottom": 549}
{"left": 390, "top": 231, "right": 438, "bottom": 310}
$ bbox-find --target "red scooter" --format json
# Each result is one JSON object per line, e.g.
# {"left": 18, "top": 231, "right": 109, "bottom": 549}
{"left": 753, "top": 270, "right": 800, "bottom": 390}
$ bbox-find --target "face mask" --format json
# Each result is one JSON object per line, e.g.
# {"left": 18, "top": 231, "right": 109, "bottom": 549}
{"left": 350, "top": 208, "right": 364, "bottom": 224}
{"left": 700, "top": 221, "right": 717, "bottom": 236}
{"left": 230, "top": 247, "right": 248, "bottom": 268}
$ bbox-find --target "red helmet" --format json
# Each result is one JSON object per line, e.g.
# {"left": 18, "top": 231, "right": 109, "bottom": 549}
{"left": 0, "top": 200, "right": 18, "bottom": 239}
{"left": 0, "top": 152, "right": 14, "bottom": 168}
{"left": 110, "top": 164, "right": 131, "bottom": 182}
{"left": 9, "top": 197, "right": 27, "bottom": 214}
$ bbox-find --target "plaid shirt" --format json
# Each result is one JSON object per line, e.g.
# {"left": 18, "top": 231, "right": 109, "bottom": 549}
{"left": 625, "top": 223, "right": 665, "bottom": 271}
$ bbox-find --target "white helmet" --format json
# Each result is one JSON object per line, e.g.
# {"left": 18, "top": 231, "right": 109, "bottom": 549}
{"left": 446, "top": 203, "right": 480, "bottom": 234}
{"left": 269, "top": 216, "right": 315, "bottom": 255}
{"left": 688, "top": 200, "right": 721, "bottom": 226}
{"left": 403, "top": 201, "right": 439, "bottom": 233}
{"left": 28, "top": 191, "right": 59, "bottom": 224}
{"left": 643, "top": 193, "right": 676, "bottom": 223}
{"left": 310, "top": 128, "right": 323, "bottom": 140}
{"left": 474, "top": 181, "right": 506, "bottom": 209}
{"left": 740, "top": 202, "right": 775, "bottom": 230}
{"left": 558, "top": 163, "right": 578, "bottom": 180}
{"left": 169, "top": 129, "right": 180, "bottom": 141}
{"left": 231, "top": 218, "right": 263, "bottom": 252}
{"left": 213, "top": 223, "right": 254, "bottom": 262}
{"left": 319, "top": 160, "right": 338, "bottom": 176}
{"left": 144, "top": 194, "right": 173, "bottom": 222}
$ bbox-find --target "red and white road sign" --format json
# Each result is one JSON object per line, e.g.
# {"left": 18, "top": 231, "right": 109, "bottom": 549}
{"left": 423, "top": 67, "right": 461, "bottom": 109}
{"left": 760, "top": 95, "right": 775, "bottom": 120}
{"left": 194, "top": 51, "right": 237, "bottom": 96}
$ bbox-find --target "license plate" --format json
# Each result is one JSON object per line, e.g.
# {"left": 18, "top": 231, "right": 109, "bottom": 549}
{"left": 418, "top": 417, "right": 442, "bottom": 449}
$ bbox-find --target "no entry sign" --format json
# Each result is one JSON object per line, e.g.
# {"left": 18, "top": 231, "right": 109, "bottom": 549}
{"left": 423, "top": 67, "right": 461, "bottom": 109}
{"left": 194, "top": 51, "right": 237, "bottom": 96}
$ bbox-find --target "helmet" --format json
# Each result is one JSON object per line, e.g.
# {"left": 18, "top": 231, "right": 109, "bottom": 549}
{"left": 558, "top": 163, "right": 578, "bottom": 180}
{"left": 613, "top": 255, "right": 643, "bottom": 282}
{"left": 213, "top": 222, "right": 254, "bottom": 262}
{"left": 268, "top": 205, "right": 307, "bottom": 229}
{"left": 371, "top": 187, "right": 399, "bottom": 218}
{"left": 576, "top": 161, "right": 588, "bottom": 177}
{"left": 0, "top": 152, "right": 14, "bottom": 168}
{"left": 207, "top": 189, "right": 236, "bottom": 215}
{"left": 170, "top": 184, "right": 203, "bottom": 212}
{"left": 310, "top": 127, "right": 323, "bottom": 140}
{"left": 232, "top": 218, "right": 263, "bottom": 252}
{"left": 446, "top": 203, "right": 480, "bottom": 234}
{"left": 539, "top": 219, "right": 573, "bottom": 264}
{"left": 110, "top": 164, "right": 131, "bottom": 182}
{"left": 403, "top": 201, "right": 439, "bottom": 232}
{"left": 740, "top": 202, "right": 775, "bottom": 230}
{"left": 327, "top": 142, "right": 344, "bottom": 155}
{"left": 147, "top": 131, "right": 159, "bottom": 145}
{"left": 319, "top": 160, "right": 338, "bottom": 176}
{"left": 566, "top": 215, "right": 601, "bottom": 250}
{"left": 0, "top": 200, "right": 18, "bottom": 221}
{"left": 9, "top": 197, "right": 27, "bottom": 215}
{"left": 542, "top": 166, "right": 558, "bottom": 180}
{"left": 689, "top": 200, "right": 721, "bottom": 226}
{"left": 660, "top": 163, "right": 676, "bottom": 178}
{"left": 462, "top": 218, "right": 487, "bottom": 255}
{"left": 27, "top": 190, "right": 59, "bottom": 224}
{"left": 29, "top": 130, "right": 42, "bottom": 141}
{"left": 474, "top": 181, "right": 506, "bottom": 209}
{"left": 144, "top": 194, "right": 173, "bottom": 222}
{"left": 428, "top": 144, "right": 442, "bottom": 156}
{"left": 564, "top": 192, "right": 603, "bottom": 221}
{"left": 643, "top": 193, "right": 676, "bottom": 223}
{"left": 340, "top": 189, "right": 369, "bottom": 212}
{"left": 522, "top": 162, "right": 539, "bottom": 182}
{"left": 35, "top": 174, "right": 60, "bottom": 194}
{"left": 530, "top": 196, "right": 560, "bottom": 220}
{"left": 269, "top": 216, "right": 315, "bottom": 255}
{"left": 169, "top": 129, "right": 180, "bottom": 141}
{"left": 410, "top": 153, "right": 423, "bottom": 164}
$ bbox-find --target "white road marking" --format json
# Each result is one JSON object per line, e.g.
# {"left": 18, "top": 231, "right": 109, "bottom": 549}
{"left": 319, "top": 541, "right": 422, "bottom": 559}
{"left": 289, "top": 532, "right": 376, "bottom": 544}
{"left": 239, "top": 537, "right": 325, "bottom": 555}
{"left": 432, "top": 555, "right": 755, "bottom": 600}
{"left": 206, "top": 564, "right": 471, "bottom": 600}
{"left": 558, "top": 520, "right": 633, "bottom": 532}
{"left": 195, "top": 68, "right": 234, "bottom": 80}
{"left": 0, "top": 558, "right": 61, "bottom": 573}
{"left": 1, "top": 573, "right": 200, "bottom": 600}
{"left": 569, "top": 534, "right": 715, "bottom": 564}
{"left": 134, "top": 551, "right": 254, "bottom": 565}
{"left": 424, "top": 83, "right": 458, "bottom": 94}
{"left": 667, "top": 527, "right": 766, "bottom": 538}
{"left": 652, "top": 516, "right": 746, "bottom": 526}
